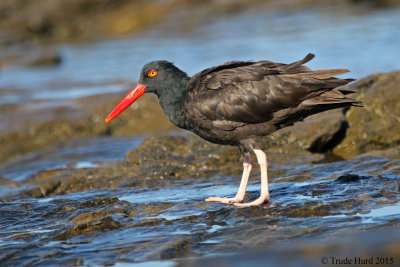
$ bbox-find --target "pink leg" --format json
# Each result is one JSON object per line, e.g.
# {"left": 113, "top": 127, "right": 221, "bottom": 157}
{"left": 234, "top": 148, "right": 270, "bottom": 207}
{"left": 205, "top": 155, "right": 252, "bottom": 204}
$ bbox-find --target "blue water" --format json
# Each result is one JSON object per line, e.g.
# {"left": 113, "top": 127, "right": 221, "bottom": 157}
{"left": 1, "top": 8, "right": 399, "bottom": 104}
{"left": 0, "top": 136, "right": 143, "bottom": 181}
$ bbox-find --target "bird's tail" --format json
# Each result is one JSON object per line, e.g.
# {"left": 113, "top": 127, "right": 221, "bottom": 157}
{"left": 276, "top": 91, "right": 361, "bottom": 129}
{"left": 301, "top": 89, "right": 362, "bottom": 107}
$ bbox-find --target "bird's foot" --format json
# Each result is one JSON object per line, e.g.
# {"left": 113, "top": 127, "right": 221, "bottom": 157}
{"left": 233, "top": 195, "right": 270, "bottom": 207}
{"left": 205, "top": 196, "right": 243, "bottom": 204}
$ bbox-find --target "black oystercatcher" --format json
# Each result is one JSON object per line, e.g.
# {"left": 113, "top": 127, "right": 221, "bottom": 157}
{"left": 105, "top": 53, "right": 360, "bottom": 207}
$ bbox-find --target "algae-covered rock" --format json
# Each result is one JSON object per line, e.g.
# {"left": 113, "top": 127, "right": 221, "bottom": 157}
{"left": 334, "top": 72, "right": 400, "bottom": 159}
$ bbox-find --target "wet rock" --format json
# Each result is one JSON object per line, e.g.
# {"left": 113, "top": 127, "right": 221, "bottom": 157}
{"left": 147, "top": 239, "right": 190, "bottom": 260}
{"left": 334, "top": 72, "right": 400, "bottom": 159}
{"left": 23, "top": 167, "right": 123, "bottom": 197}
{"left": 124, "top": 135, "right": 242, "bottom": 179}
{"left": 54, "top": 215, "right": 122, "bottom": 240}
{"left": 335, "top": 174, "right": 370, "bottom": 183}
{"left": 47, "top": 198, "right": 137, "bottom": 240}
{"left": 29, "top": 180, "right": 62, "bottom": 198}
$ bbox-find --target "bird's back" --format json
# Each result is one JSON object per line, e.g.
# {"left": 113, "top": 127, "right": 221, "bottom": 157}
{"left": 183, "top": 53, "right": 360, "bottom": 146}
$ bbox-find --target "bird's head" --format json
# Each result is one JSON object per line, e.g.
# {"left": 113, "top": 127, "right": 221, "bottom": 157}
{"left": 105, "top": 60, "right": 187, "bottom": 123}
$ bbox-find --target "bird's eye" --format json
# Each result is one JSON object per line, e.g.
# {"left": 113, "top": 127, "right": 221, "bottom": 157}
{"left": 148, "top": 70, "right": 158, "bottom": 77}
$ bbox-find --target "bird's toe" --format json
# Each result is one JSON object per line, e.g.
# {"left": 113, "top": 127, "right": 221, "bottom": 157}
{"left": 205, "top": 196, "right": 243, "bottom": 204}
{"left": 233, "top": 196, "right": 269, "bottom": 207}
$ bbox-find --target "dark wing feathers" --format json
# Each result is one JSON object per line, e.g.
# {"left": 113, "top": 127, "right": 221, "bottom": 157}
{"left": 190, "top": 61, "right": 254, "bottom": 90}
{"left": 185, "top": 53, "right": 358, "bottom": 130}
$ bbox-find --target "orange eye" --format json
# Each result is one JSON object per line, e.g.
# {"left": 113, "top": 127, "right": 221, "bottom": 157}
{"left": 148, "top": 70, "right": 158, "bottom": 77}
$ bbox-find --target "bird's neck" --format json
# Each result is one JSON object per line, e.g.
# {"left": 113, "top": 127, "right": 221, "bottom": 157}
{"left": 157, "top": 74, "right": 190, "bottom": 130}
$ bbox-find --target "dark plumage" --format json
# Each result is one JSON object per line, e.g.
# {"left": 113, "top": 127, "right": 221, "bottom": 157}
{"left": 105, "top": 53, "right": 361, "bottom": 206}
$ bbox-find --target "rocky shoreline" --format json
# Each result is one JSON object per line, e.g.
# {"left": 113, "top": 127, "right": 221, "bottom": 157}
{"left": 1, "top": 67, "right": 400, "bottom": 265}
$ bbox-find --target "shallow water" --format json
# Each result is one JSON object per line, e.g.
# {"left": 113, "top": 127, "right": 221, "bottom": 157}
{"left": 1, "top": 136, "right": 399, "bottom": 265}
{"left": 0, "top": 136, "right": 143, "bottom": 182}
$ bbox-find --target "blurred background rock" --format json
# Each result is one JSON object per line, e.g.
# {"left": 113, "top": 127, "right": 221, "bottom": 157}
{"left": 0, "top": 0, "right": 398, "bottom": 46}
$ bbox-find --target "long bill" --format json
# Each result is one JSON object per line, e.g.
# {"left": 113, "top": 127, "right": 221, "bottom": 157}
{"left": 105, "top": 83, "right": 147, "bottom": 123}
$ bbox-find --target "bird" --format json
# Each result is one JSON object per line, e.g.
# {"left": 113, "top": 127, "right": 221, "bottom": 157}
{"left": 105, "top": 53, "right": 360, "bottom": 207}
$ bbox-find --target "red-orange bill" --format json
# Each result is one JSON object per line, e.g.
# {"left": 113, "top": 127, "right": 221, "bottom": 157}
{"left": 105, "top": 83, "right": 147, "bottom": 123}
